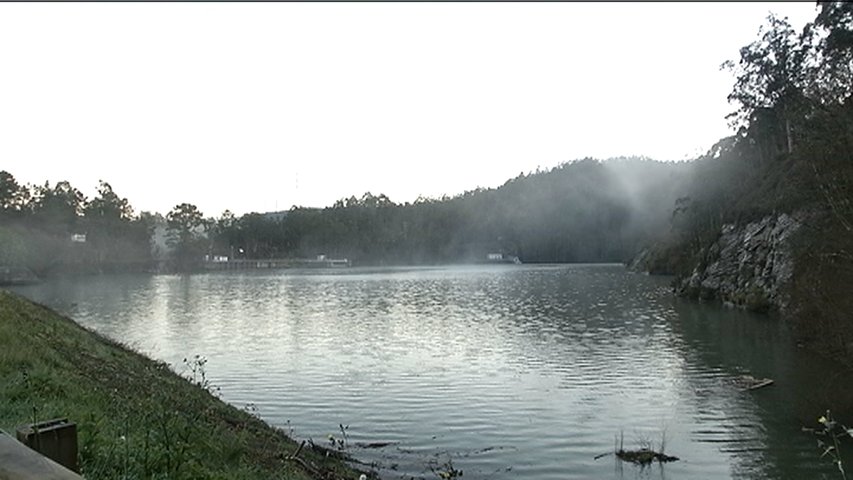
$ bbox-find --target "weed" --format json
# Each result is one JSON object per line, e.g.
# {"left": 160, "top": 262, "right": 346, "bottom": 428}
{"left": 243, "top": 402, "right": 259, "bottom": 417}
{"left": 328, "top": 423, "right": 350, "bottom": 451}
{"left": 805, "top": 410, "right": 853, "bottom": 479}
{"left": 598, "top": 429, "right": 678, "bottom": 466}
{"left": 430, "top": 457, "right": 463, "bottom": 479}
{"left": 182, "top": 354, "right": 220, "bottom": 396}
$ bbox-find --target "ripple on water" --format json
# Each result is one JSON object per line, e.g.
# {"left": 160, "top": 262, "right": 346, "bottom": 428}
{"left": 9, "top": 265, "right": 853, "bottom": 480}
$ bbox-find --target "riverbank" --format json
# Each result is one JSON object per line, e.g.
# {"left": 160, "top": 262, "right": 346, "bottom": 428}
{"left": 0, "top": 289, "right": 367, "bottom": 479}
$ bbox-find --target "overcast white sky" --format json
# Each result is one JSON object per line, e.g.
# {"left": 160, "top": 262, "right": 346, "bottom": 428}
{"left": 0, "top": 3, "right": 818, "bottom": 217}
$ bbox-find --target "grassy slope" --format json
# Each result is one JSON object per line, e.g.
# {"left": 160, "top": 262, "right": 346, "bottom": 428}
{"left": 0, "top": 289, "right": 364, "bottom": 480}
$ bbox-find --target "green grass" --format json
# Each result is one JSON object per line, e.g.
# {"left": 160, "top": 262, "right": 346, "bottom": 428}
{"left": 0, "top": 289, "right": 366, "bottom": 479}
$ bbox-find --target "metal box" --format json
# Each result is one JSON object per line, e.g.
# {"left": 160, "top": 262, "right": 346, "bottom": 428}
{"left": 16, "top": 418, "right": 79, "bottom": 473}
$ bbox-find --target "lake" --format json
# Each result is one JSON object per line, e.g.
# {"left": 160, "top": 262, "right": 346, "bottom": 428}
{"left": 10, "top": 264, "right": 853, "bottom": 479}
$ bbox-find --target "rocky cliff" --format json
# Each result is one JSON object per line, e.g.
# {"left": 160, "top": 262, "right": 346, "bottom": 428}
{"left": 674, "top": 211, "right": 807, "bottom": 312}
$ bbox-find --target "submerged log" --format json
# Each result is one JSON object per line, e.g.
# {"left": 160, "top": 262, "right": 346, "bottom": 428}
{"left": 732, "top": 374, "right": 774, "bottom": 391}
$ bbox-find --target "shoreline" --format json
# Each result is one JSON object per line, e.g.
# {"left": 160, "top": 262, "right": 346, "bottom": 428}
{"left": 0, "top": 289, "right": 370, "bottom": 479}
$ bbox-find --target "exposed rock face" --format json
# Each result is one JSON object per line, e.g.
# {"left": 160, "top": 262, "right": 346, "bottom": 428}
{"left": 675, "top": 212, "right": 804, "bottom": 312}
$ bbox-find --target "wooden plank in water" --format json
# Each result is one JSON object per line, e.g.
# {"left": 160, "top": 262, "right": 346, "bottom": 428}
{"left": 746, "top": 378, "right": 774, "bottom": 391}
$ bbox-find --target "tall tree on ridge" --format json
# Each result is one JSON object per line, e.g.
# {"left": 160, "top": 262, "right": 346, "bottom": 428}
{"left": 166, "top": 203, "right": 206, "bottom": 270}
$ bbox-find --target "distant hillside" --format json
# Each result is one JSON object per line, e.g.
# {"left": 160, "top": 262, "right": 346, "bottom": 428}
{"left": 0, "top": 157, "right": 691, "bottom": 273}
{"left": 211, "top": 157, "right": 690, "bottom": 265}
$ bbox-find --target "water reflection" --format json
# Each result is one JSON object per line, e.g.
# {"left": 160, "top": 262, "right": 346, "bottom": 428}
{"left": 672, "top": 300, "right": 853, "bottom": 479}
{"left": 10, "top": 265, "right": 852, "bottom": 479}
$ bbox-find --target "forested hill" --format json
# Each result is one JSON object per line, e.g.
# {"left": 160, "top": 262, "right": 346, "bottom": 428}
{"left": 212, "top": 158, "right": 689, "bottom": 265}
{"left": 634, "top": 2, "right": 853, "bottom": 363}
{"left": 637, "top": 1, "right": 852, "bottom": 279}
{"left": 0, "top": 157, "right": 689, "bottom": 273}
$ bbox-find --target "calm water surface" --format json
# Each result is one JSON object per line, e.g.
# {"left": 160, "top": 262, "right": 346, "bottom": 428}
{"left": 12, "top": 265, "right": 853, "bottom": 479}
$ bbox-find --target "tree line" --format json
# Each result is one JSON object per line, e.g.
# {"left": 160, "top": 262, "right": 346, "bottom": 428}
{"left": 0, "top": 175, "right": 154, "bottom": 275}
{"left": 208, "top": 158, "right": 689, "bottom": 267}
{"left": 659, "top": 1, "right": 853, "bottom": 257}
{"left": 0, "top": 155, "right": 689, "bottom": 274}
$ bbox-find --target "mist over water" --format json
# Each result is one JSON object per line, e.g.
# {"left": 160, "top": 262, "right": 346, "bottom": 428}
{"left": 12, "top": 265, "right": 853, "bottom": 479}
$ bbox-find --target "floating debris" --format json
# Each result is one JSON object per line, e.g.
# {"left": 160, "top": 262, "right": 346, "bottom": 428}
{"left": 731, "top": 374, "right": 774, "bottom": 391}
{"left": 615, "top": 448, "right": 679, "bottom": 465}
{"left": 355, "top": 441, "right": 398, "bottom": 449}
